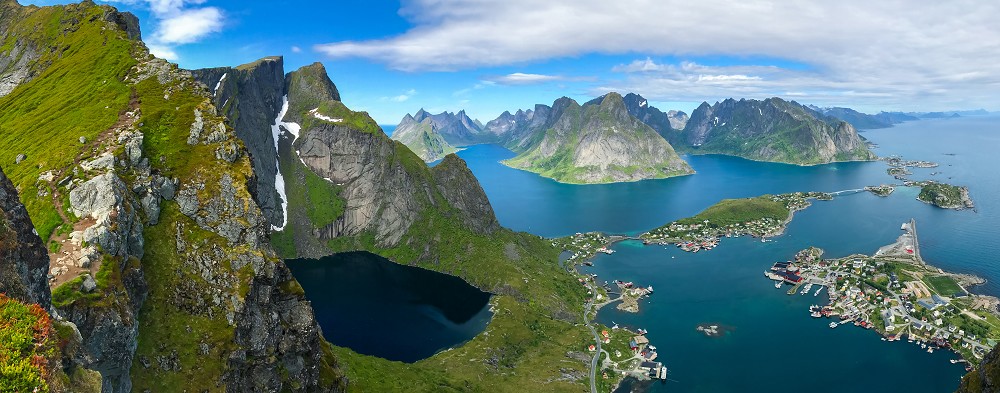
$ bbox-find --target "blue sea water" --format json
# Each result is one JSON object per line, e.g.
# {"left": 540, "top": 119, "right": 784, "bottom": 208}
{"left": 453, "top": 116, "right": 1000, "bottom": 392}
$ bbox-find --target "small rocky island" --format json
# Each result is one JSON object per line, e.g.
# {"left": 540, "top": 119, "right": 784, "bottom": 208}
{"left": 917, "top": 182, "right": 975, "bottom": 210}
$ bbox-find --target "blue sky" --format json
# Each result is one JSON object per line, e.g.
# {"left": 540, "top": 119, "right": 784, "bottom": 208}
{"left": 24, "top": 0, "right": 1000, "bottom": 125}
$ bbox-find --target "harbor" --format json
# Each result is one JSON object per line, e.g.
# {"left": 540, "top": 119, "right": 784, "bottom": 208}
{"left": 765, "top": 220, "right": 1000, "bottom": 368}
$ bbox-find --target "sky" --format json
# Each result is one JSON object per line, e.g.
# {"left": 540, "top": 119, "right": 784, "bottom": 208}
{"left": 22, "top": 0, "right": 1000, "bottom": 125}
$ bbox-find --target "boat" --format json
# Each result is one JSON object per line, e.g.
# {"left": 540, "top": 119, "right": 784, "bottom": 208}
{"left": 814, "top": 287, "right": 823, "bottom": 296}
{"left": 928, "top": 348, "right": 934, "bottom": 353}
{"left": 775, "top": 281, "right": 782, "bottom": 289}
{"left": 829, "top": 322, "right": 838, "bottom": 328}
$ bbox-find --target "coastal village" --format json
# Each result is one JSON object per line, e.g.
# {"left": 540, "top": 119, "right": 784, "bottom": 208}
{"left": 639, "top": 192, "right": 822, "bottom": 251}
{"left": 766, "top": 220, "right": 1000, "bottom": 368}
{"left": 554, "top": 184, "right": 983, "bottom": 392}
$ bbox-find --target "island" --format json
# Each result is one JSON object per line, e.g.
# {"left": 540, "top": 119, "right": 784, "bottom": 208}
{"left": 640, "top": 192, "right": 822, "bottom": 250}
{"left": 766, "top": 220, "right": 998, "bottom": 367}
{"left": 917, "top": 181, "right": 975, "bottom": 210}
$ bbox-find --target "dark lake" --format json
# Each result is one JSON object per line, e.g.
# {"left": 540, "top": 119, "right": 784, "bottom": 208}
{"left": 286, "top": 251, "right": 493, "bottom": 363}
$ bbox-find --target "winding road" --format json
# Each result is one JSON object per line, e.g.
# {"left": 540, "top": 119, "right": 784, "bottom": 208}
{"left": 583, "top": 282, "right": 601, "bottom": 393}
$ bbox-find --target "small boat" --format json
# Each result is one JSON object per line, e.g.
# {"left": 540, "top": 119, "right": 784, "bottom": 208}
{"left": 928, "top": 348, "right": 934, "bottom": 353}
{"left": 775, "top": 281, "right": 782, "bottom": 289}
{"left": 829, "top": 322, "right": 838, "bottom": 329}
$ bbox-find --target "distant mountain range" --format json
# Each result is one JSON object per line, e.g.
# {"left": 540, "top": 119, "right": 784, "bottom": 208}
{"left": 502, "top": 93, "right": 693, "bottom": 184}
{"left": 391, "top": 93, "right": 935, "bottom": 180}
{"left": 673, "top": 98, "right": 876, "bottom": 165}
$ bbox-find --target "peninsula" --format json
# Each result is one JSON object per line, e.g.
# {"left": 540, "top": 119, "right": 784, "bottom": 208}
{"left": 766, "top": 220, "right": 999, "bottom": 367}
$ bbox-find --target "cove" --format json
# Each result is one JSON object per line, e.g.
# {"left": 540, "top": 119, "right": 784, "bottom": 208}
{"left": 286, "top": 251, "right": 493, "bottom": 363}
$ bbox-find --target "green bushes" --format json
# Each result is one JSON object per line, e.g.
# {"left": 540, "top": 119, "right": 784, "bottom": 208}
{"left": 0, "top": 294, "right": 58, "bottom": 393}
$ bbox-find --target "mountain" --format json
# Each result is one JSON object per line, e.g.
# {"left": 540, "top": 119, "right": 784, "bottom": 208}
{"left": 191, "top": 57, "right": 287, "bottom": 227}
{"left": 0, "top": 166, "right": 50, "bottom": 309}
{"left": 874, "top": 111, "right": 920, "bottom": 124}
{"left": 0, "top": 2, "right": 344, "bottom": 391}
{"left": 483, "top": 104, "right": 552, "bottom": 153}
{"left": 389, "top": 112, "right": 459, "bottom": 161}
{"left": 400, "top": 109, "right": 492, "bottom": 146}
{"left": 211, "top": 59, "right": 590, "bottom": 391}
{"left": 675, "top": 98, "right": 877, "bottom": 165}
{"left": 808, "top": 106, "right": 894, "bottom": 129}
{"left": 503, "top": 92, "right": 694, "bottom": 184}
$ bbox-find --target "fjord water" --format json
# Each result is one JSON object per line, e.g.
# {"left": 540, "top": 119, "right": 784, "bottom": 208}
{"left": 456, "top": 116, "right": 1000, "bottom": 392}
{"left": 286, "top": 252, "right": 492, "bottom": 363}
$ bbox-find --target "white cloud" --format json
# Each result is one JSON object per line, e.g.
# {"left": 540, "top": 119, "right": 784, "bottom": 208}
{"left": 146, "top": 43, "right": 179, "bottom": 60}
{"left": 383, "top": 89, "right": 417, "bottom": 102}
{"left": 102, "top": 0, "right": 224, "bottom": 60}
{"left": 313, "top": 0, "right": 1000, "bottom": 110}
{"left": 152, "top": 7, "right": 223, "bottom": 44}
{"left": 489, "top": 73, "right": 562, "bottom": 85}
{"left": 291, "top": 46, "right": 302, "bottom": 53}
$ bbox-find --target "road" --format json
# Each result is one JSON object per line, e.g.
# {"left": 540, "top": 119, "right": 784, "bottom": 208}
{"left": 583, "top": 280, "right": 600, "bottom": 393}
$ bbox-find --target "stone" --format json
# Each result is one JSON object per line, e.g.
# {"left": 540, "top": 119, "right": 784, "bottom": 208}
{"left": 14, "top": 153, "right": 25, "bottom": 164}
{"left": 80, "top": 136, "right": 87, "bottom": 144}
{"left": 80, "top": 274, "right": 97, "bottom": 293}
{"left": 80, "top": 153, "right": 115, "bottom": 171}
{"left": 188, "top": 109, "right": 204, "bottom": 145}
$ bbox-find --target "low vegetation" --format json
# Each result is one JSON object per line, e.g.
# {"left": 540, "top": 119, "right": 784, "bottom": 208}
{"left": 0, "top": 294, "right": 59, "bottom": 393}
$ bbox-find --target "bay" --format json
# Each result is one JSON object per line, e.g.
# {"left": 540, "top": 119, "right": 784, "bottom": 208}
{"left": 454, "top": 116, "right": 1000, "bottom": 391}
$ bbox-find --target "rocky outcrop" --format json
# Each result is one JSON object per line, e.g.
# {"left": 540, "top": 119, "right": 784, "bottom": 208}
{"left": 676, "top": 97, "right": 877, "bottom": 165}
{"left": 192, "top": 57, "right": 287, "bottom": 226}
{"left": 503, "top": 92, "right": 694, "bottom": 184}
{"left": 431, "top": 154, "right": 500, "bottom": 235}
{"left": 0, "top": 165, "right": 51, "bottom": 309}
{"left": 278, "top": 63, "right": 505, "bottom": 254}
{"left": 297, "top": 121, "right": 423, "bottom": 247}
{"left": 0, "top": 2, "right": 345, "bottom": 391}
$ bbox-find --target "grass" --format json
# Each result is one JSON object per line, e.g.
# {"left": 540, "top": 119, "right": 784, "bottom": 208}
{"left": 675, "top": 196, "right": 790, "bottom": 228}
{"left": 331, "top": 296, "right": 590, "bottom": 393}
{"left": 918, "top": 182, "right": 966, "bottom": 208}
{"left": 0, "top": 3, "right": 136, "bottom": 240}
{"left": 0, "top": 294, "right": 59, "bottom": 393}
{"left": 925, "top": 275, "right": 964, "bottom": 296}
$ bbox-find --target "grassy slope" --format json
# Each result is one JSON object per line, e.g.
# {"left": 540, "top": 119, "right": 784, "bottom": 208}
{"left": 0, "top": 3, "right": 133, "bottom": 240}
{"left": 0, "top": 3, "right": 343, "bottom": 390}
{"left": 675, "top": 197, "right": 790, "bottom": 228}
{"left": 275, "top": 98, "right": 592, "bottom": 391}
{"left": 394, "top": 121, "right": 459, "bottom": 162}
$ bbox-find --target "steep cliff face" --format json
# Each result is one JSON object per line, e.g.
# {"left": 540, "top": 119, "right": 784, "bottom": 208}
{"left": 0, "top": 165, "right": 50, "bottom": 309}
{"left": 191, "top": 57, "right": 287, "bottom": 227}
{"left": 430, "top": 154, "right": 500, "bottom": 235}
{"left": 503, "top": 93, "right": 693, "bottom": 184}
{"left": 676, "top": 97, "right": 876, "bottom": 165}
{"left": 0, "top": 2, "right": 344, "bottom": 392}
{"left": 277, "top": 63, "right": 499, "bottom": 254}
{"left": 390, "top": 113, "right": 459, "bottom": 162}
